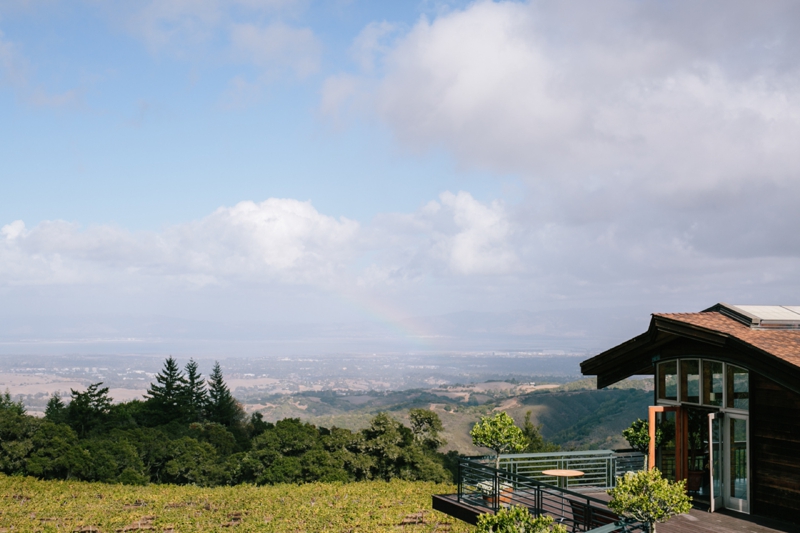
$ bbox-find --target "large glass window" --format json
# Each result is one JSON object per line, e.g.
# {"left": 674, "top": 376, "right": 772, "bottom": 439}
{"left": 680, "top": 359, "right": 700, "bottom": 403}
{"left": 702, "top": 361, "right": 724, "bottom": 407}
{"left": 727, "top": 365, "right": 749, "bottom": 410}
{"left": 658, "top": 361, "right": 678, "bottom": 401}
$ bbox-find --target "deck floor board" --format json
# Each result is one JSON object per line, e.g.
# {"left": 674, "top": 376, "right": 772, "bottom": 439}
{"left": 434, "top": 493, "right": 799, "bottom": 533}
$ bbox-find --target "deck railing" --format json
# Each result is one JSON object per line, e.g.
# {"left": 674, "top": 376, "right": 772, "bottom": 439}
{"left": 479, "top": 449, "right": 646, "bottom": 490}
{"left": 457, "top": 457, "right": 646, "bottom": 532}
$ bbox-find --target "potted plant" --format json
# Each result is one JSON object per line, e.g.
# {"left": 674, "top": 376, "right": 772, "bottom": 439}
{"left": 607, "top": 468, "right": 691, "bottom": 533}
{"left": 476, "top": 506, "right": 567, "bottom": 533}
{"left": 477, "top": 480, "right": 514, "bottom": 506}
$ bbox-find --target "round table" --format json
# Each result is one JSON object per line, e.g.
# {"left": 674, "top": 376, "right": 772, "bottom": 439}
{"left": 541, "top": 469, "right": 584, "bottom": 489}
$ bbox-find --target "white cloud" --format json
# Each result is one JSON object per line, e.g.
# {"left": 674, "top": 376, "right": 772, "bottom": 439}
{"left": 118, "top": 0, "right": 319, "bottom": 97}
{"left": 0, "top": 30, "right": 79, "bottom": 107}
{"left": 0, "top": 192, "right": 525, "bottom": 291}
{"left": 230, "top": 22, "right": 320, "bottom": 78}
{"left": 350, "top": 21, "right": 397, "bottom": 72}
{"left": 434, "top": 191, "right": 518, "bottom": 275}
{"left": 1, "top": 220, "right": 26, "bottom": 241}
{"left": 0, "top": 199, "right": 359, "bottom": 287}
{"left": 360, "top": 1, "right": 800, "bottom": 196}
{"left": 321, "top": 0, "right": 800, "bottom": 274}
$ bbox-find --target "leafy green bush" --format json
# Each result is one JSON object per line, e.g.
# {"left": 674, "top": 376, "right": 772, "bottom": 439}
{"left": 476, "top": 506, "right": 567, "bottom": 533}
{"left": 608, "top": 468, "right": 691, "bottom": 533}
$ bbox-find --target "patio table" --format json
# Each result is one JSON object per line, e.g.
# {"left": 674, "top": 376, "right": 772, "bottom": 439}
{"left": 541, "top": 469, "right": 584, "bottom": 489}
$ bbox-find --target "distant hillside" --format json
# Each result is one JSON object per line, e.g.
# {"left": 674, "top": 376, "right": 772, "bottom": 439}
{"left": 251, "top": 378, "right": 653, "bottom": 453}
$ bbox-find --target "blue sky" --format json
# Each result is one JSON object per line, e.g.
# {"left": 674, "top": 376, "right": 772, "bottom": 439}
{"left": 2, "top": 1, "right": 800, "bottom": 356}
{"left": 2, "top": 0, "right": 500, "bottom": 228}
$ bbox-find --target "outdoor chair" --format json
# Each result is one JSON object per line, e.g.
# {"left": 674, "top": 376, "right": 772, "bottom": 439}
{"left": 566, "top": 499, "right": 619, "bottom": 532}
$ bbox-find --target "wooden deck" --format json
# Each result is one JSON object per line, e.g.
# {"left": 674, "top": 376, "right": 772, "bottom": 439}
{"left": 652, "top": 508, "right": 798, "bottom": 533}
{"left": 433, "top": 493, "right": 799, "bottom": 533}
{"left": 583, "top": 491, "right": 799, "bottom": 533}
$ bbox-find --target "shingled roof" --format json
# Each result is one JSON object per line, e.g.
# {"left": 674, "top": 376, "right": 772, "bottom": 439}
{"left": 581, "top": 304, "right": 800, "bottom": 394}
{"left": 654, "top": 311, "right": 800, "bottom": 368}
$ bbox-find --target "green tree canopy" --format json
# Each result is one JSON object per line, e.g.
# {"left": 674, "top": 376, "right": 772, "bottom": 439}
{"left": 145, "top": 356, "right": 188, "bottom": 425}
{"left": 67, "top": 383, "right": 112, "bottom": 438}
{"left": 181, "top": 359, "right": 207, "bottom": 423}
{"left": 206, "top": 361, "right": 244, "bottom": 427}
{"left": 520, "top": 411, "right": 560, "bottom": 453}
{"left": 409, "top": 408, "right": 446, "bottom": 451}
{"left": 44, "top": 393, "right": 67, "bottom": 424}
{"left": 1, "top": 390, "right": 25, "bottom": 416}
{"left": 471, "top": 411, "right": 527, "bottom": 469}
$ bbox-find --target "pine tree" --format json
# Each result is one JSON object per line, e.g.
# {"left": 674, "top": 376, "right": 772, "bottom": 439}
{"left": 67, "top": 383, "right": 112, "bottom": 437}
{"left": 44, "top": 392, "right": 67, "bottom": 424}
{"left": 0, "top": 390, "right": 25, "bottom": 416}
{"left": 181, "top": 358, "right": 207, "bottom": 423}
{"left": 206, "top": 361, "right": 243, "bottom": 426}
{"left": 521, "top": 410, "right": 560, "bottom": 453}
{"left": 145, "top": 356, "right": 188, "bottom": 425}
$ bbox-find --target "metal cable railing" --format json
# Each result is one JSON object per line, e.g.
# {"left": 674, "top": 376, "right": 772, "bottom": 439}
{"left": 474, "top": 450, "right": 645, "bottom": 490}
{"left": 458, "top": 457, "right": 647, "bottom": 533}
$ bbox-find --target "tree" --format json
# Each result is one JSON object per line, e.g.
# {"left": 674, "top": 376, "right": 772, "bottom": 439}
{"left": 145, "top": 356, "right": 188, "bottom": 425}
{"left": 471, "top": 412, "right": 527, "bottom": 470}
{"left": 607, "top": 468, "right": 692, "bottom": 533}
{"left": 359, "top": 412, "right": 408, "bottom": 480}
{"left": 622, "top": 419, "right": 650, "bottom": 455}
{"left": 0, "top": 390, "right": 25, "bottom": 416}
{"left": 181, "top": 359, "right": 207, "bottom": 423}
{"left": 44, "top": 393, "right": 67, "bottom": 424}
{"left": 520, "top": 411, "right": 560, "bottom": 453}
{"left": 67, "top": 383, "right": 112, "bottom": 438}
{"left": 206, "top": 362, "right": 244, "bottom": 427}
{"left": 476, "top": 506, "right": 567, "bottom": 533}
{"left": 409, "top": 408, "right": 446, "bottom": 450}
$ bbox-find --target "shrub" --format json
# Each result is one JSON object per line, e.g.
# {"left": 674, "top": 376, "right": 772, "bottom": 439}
{"left": 607, "top": 468, "right": 691, "bottom": 533}
{"left": 476, "top": 506, "right": 567, "bottom": 533}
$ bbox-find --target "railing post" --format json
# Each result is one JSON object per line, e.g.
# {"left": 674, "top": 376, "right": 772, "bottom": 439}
{"left": 493, "top": 465, "right": 497, "bottom": 512}
{"left": 609, "top": 455, "right": 614, "bottom": 489}
{"left": 457, "top": 460, "right": 462, "bottom": 503}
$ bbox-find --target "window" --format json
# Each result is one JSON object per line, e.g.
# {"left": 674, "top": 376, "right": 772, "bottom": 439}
{"left": 702, "top": 360, "right": 723, "bottom": 407}
{"left": 680, "top": 359, "right": 700, "bottom": 403}
{"left": 727, "top": 365, "right": 749, "bottom": 410}
{"left": 658, "top": 361, "right": 678, "bottom": 401}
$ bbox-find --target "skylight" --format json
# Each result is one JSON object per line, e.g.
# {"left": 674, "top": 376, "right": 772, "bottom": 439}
{"left": 718, "top": 304, "right": 800, "bottom": 329}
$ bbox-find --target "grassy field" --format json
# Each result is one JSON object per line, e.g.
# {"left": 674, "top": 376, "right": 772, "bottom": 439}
{"left": 0, "top": 475, "right": 472, "bottom": 533}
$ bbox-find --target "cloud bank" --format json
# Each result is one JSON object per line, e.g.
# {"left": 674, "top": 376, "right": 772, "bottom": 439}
{"left": 318, "top": 0, "right": 800, "bottom": 305}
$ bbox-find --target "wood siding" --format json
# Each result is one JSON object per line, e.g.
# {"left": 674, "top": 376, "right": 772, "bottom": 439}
{"left": 751, "top": 373, "right": 800, "bottom": 521}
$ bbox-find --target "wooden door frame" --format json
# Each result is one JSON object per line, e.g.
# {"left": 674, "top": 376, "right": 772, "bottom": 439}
{"left": 648, "top": 405, "right": 687, "bottom": 481}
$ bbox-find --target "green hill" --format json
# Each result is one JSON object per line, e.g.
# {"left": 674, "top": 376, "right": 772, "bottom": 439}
{"left": 251, "top": 379, "right": 653, "bottom": 454}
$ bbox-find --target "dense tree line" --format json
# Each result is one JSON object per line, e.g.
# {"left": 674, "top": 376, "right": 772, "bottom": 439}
{"left": 0, "top": 358, "right": 452, "bottom": 487}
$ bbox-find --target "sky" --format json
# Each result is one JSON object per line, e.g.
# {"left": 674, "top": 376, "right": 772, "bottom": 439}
{"left": 2, "top": 0, "right": 800, "bottom": 357}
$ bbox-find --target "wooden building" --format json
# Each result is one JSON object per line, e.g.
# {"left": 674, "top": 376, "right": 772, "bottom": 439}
{"left": 581, "top": 303, "right": 800, "bottom": 522}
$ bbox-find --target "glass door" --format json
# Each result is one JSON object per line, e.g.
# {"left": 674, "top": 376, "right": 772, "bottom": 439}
{"left": 707, "top": 412, "right": 723, "bottom": 512}
{"left": 724, "top": 414, "right": 749, "bottom": 513}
